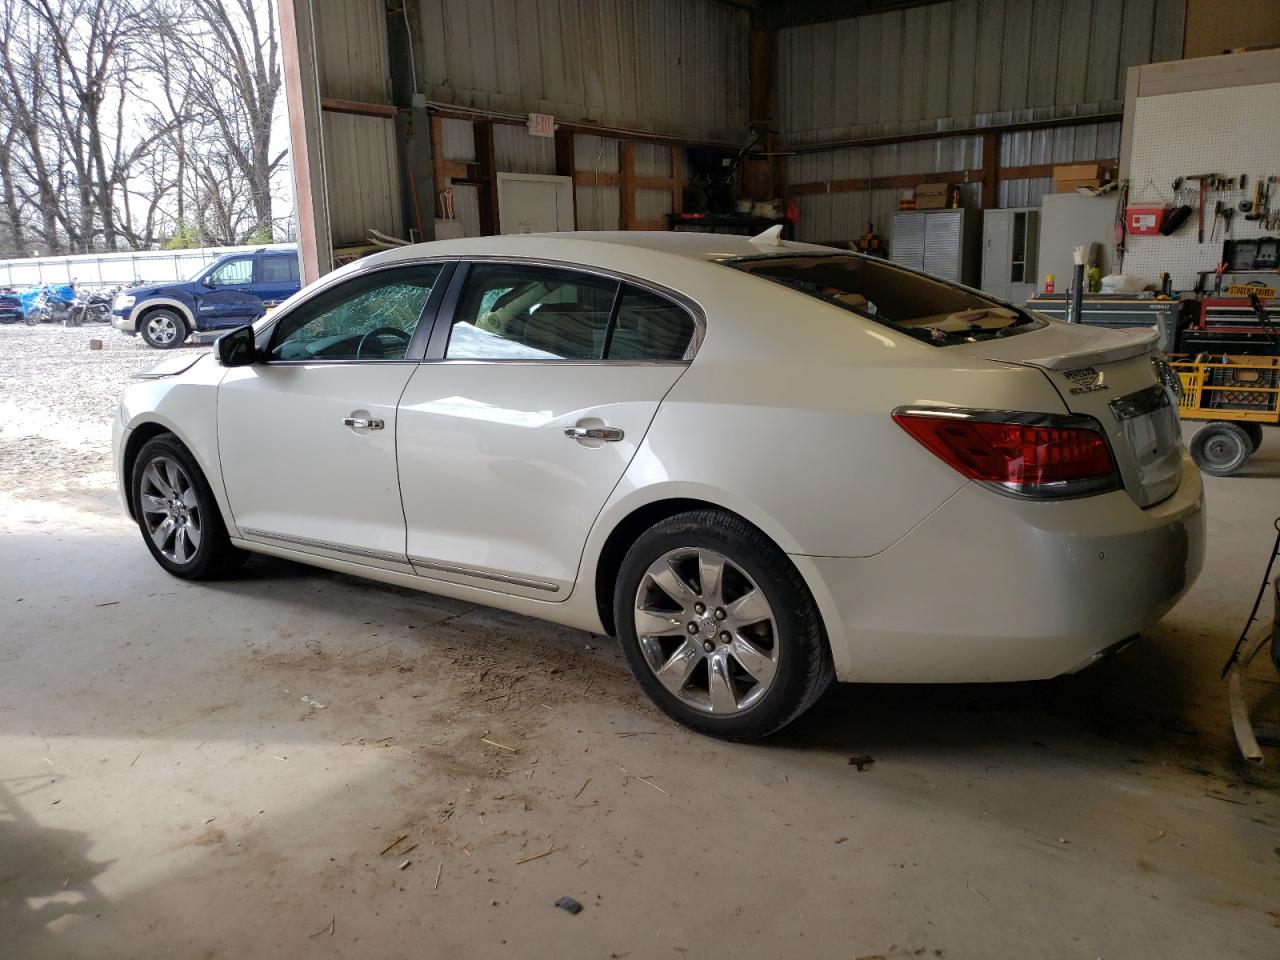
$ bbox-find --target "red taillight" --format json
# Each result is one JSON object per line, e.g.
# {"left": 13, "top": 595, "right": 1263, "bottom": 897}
{"left": 893, "top": 410, "right": 1118, "bottom": 497}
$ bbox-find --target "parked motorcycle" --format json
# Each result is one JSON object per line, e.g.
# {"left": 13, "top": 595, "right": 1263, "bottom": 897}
{"left": 28, "top": 285, "right": 75, "bottom": 325}
{"left": 67, "top": 286, "right": 115, "bottom": 326}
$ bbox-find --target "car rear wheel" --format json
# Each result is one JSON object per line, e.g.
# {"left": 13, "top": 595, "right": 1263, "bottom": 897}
{"left": 140, "top": 309, "right": 188, "bottom": 349}
{"left": 614, "top": 509, "right": 833, "bottom": 741}
{"left": 131, "top": 435, "right": 247, "bottom": 579}
{"left": 1190, "top": 421, "right": 1252, "bottom": 477}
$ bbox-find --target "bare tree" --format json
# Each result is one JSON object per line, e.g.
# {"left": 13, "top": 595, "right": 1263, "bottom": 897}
{"left": 153, "top": 0, "right": 286, "bottom": 243}
{"left": 0, "top": 0, "right": 288, "bottom": 254}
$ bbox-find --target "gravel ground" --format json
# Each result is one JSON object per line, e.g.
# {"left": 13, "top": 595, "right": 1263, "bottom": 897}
{"left": 0, "top": 324, "right": 203, "bottom": 496}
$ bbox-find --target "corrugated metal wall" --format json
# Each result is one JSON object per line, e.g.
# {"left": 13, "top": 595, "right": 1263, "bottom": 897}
{"left": 314, "top": 0, "right": 401, "bottom": 247}
{"left": 321, "top": 112, "right": 404, "bottom": 245}
{"left": 778, "top": 0, "right": 1184, "bottom": 242}
{"left": 417, "top": 0, "right": 749, "bottom": 142}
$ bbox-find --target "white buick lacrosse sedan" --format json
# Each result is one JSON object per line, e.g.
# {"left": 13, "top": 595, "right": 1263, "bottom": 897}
{"left": 113, "top": 231, "right": 1204, "bottom": 740}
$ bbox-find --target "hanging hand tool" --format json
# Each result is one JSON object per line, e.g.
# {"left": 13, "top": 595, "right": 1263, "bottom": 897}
{"left": 1210, "top": 200, "right": 1223, "bottom": 240}
{"left": 1185, "top": 173, "right": 1221, "bottom": 243}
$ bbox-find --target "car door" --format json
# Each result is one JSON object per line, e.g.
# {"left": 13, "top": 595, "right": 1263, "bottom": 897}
{"left": 218, "top": 261, "right": 452, "bottom": 570}
{"left": 396, "top": 261, "right": 699, "bottom": 599}
{"left": 195, "top": 255, "right": 262, "bottom": 329}
{"left": 256, "top": 252, "right": 301, "bottom": 312}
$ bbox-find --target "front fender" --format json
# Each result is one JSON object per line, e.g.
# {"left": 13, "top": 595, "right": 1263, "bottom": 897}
{"left": 117, "top": 358, "right": 235, "bottom": 534}
{"left": 129, "top": 294, "right": 197, "bottom": 329}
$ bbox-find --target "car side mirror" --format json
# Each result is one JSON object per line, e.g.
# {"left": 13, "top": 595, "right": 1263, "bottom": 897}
{"left": 202, "top": 275, "right": 216, "bottom": 287}
{"left": 215, "top": 324, "right": 259, "bottom": 366}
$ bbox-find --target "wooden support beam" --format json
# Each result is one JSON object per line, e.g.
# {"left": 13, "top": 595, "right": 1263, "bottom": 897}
{"left": 429, "top": 115, "right": 447, "bottom": 199}
{"left": 787, "top": 160, "right": 1119, "bottom": 197}
{"left": 320, "top": 97, "right": 399, "bottom": 119}
{"left": 981, "top": 131, "right": 999, "bottom": 209}
{"left": 620, "top": 141, "right": 636, "bottom": 230}
{"left": 787, "top": 169, "right": 978, "bottom": 196}
{"left": 671, "top": 147, "right": 684, "bottom": 215}
{"left": 555, "top": 127, "right": 578, "bottom": 228}
{"left": 748, "top": 25, "right": 777, "bottom": 200}
{"left": 572, "top": 170, "right": 678, "bottom": 192}
{"left": 474, "top": 120, "right": 499, "bottom": 235}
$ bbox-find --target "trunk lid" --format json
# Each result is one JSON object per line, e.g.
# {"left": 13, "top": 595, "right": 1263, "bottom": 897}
{"left": 949, "top": 324, "right": 1183, "bottom": 507}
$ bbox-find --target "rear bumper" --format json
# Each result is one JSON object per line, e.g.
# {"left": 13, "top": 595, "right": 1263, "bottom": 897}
{"left": 797, "top": 453, "right": 1205, "bottom": 683}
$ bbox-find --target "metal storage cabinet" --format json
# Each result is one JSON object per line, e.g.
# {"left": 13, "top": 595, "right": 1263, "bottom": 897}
{"left": 981, "top": 207, "right": 1040, "bottom": 304}
{"left": 889, "top": 209, "right": 981, "bottom": 287}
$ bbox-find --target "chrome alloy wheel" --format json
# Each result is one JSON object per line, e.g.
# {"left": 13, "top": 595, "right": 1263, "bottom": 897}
{"left": 139, "top": 456, "right": 202, "bottom": 564}
{"left": 633, "top": 547, "right": 780, "bottom": 715}
{"left": 145, "top": 314, "right": 179, "bottom": 345}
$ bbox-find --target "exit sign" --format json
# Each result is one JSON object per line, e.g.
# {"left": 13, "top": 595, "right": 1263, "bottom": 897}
{"left": 527, "top": 112, "right": 555, "bottom": 137}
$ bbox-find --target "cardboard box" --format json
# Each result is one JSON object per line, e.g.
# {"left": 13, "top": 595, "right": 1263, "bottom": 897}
{"left": 914, "top": 182, "right": 951, "bottom": 209}
{"left": 1053, "top": 164, "right": 1107, "bottom": 193}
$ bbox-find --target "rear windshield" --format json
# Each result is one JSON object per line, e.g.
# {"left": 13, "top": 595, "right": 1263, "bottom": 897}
{"left": 724, "top": 254, "right": 1045, "bottom": 345}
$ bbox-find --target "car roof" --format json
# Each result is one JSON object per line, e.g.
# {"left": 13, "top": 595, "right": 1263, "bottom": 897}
{"left": 365, "top": 230, "right": 845, "bottom": 270}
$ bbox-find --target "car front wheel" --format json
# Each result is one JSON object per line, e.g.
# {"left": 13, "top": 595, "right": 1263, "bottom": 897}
{"left": 131, "top": 435, "right": 246, "bottom": 579}
{"left": 614, "top": 509, "right": 834, "bottom": 741}
{"left": 140, "top": 309, "right": 188, "bottom": 349}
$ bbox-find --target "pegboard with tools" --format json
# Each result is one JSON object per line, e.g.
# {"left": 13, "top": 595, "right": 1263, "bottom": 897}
{"left": 1124, "top": 82, "right": 1280, "bottom": 290}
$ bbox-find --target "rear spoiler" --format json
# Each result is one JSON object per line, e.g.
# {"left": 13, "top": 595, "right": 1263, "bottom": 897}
{"left": 1025, "top": 328, "right": 1159, "bottom": 370}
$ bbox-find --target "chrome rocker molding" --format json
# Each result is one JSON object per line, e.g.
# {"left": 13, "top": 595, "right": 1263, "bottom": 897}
{"left": 239, "top": 528, "right": 561, "bottom": 593}
{"left": 239, "top": 528, "right": 409, "bottom": 566}
{"left": 408, "top": 555, "right": 561, "bottom": 594}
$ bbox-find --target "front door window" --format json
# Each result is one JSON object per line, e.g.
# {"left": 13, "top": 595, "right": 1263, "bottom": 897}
{"left": 269, "top": 264, "right": 444, "bottom": 361}
{"left": 209, "top": 257, "right": 254, "bottom": 286}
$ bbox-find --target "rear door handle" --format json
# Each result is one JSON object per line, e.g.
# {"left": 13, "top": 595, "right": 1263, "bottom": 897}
{"left": 344, "top": 417, "right": 384, "bottom": 430}
{"left": 565, "top": 426, "right": 624, "bottom": 442}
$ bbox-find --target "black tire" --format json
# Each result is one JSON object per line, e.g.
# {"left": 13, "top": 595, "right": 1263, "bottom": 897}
{"left": 1239, "top": 421, "right": 1264, "bottom": 453}
{"left": 613, "top": 509, "right": 834, "bottom": 741}
{"left": 139, "top": 308, "right": 188, "bottom": 349}
{"left": 1189, "top": 421, "right": 1252, "bottom": 477}
{"left": 130, "top": 434, "right": 247, "bottom": 579}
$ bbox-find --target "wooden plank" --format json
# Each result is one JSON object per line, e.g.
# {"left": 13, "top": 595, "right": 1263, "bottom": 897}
{"left": 574, "top": 171, "right": 620, "bottom": 188}
{"left": 320, "top": 97, "right": 398, "bottom": 119}
{"left": 620, "top": 141, "right": 636, "bottom": 230}
{"left": 632, "top": 219, "right": 667, "bottom": 231}
{"left": 443, "top": 160, "right": 476, "bottom": 180}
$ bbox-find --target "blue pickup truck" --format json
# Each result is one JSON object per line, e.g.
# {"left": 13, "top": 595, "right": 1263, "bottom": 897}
{"left": 112, "top": 247, "right": 301, "bottom": 349}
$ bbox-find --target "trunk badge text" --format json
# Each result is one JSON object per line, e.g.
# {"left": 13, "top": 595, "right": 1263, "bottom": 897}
{"left": 1064, "top": 366, "right": 1108, "bottom": 395}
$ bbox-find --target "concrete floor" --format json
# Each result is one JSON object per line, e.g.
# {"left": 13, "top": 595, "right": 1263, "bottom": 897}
{"left": 2, "top": 360, "right": 1279, "bottom": 957}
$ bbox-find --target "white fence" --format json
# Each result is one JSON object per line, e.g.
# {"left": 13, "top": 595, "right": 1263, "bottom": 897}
{"left": 0, "top": 243, "right": 298, "bottom": 290}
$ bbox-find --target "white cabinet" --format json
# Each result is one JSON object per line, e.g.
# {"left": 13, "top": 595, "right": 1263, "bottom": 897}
{"left": 981, "top": 207, "right": 1040, "bottom": 304}
{"left": 889, "top": 209, "right": 980, "bottom": 286}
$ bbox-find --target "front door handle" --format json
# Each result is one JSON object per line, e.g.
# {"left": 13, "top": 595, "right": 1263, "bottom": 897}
{"left": 344, "top": 416, "right": 385, "bottom": 431}
{"left": 565, "top": 426, "right": 624, "bottom": 442}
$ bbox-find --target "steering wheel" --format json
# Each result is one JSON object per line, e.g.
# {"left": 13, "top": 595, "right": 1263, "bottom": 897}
{"left": 356, "top": 325, "right": 412, "bottom": 359}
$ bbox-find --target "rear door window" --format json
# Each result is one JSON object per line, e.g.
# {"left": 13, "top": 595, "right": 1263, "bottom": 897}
{"left": 445, "top": 263, "right": 619, "bottom": 360}
{"left": 606, "top": 285, "right": 696, "bottom": 361}
{"left": 261, "top": 255, "right": 300, "bottom": 283}
{"left": 725, "top": 254, "right": 1044, "bottom": 345}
